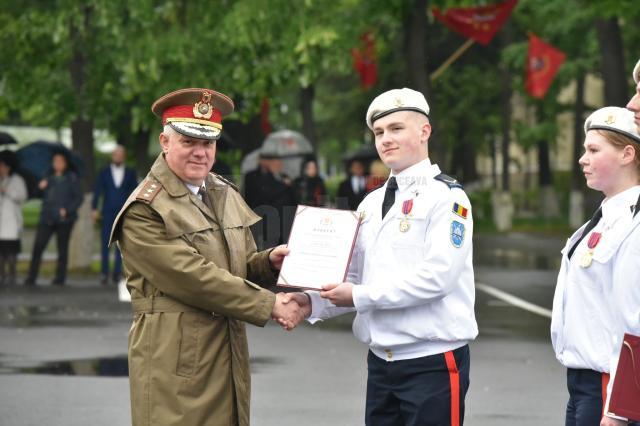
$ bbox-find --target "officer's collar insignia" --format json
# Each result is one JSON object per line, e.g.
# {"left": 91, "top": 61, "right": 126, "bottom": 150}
{"left": 604, "top": 114, "right": 616, "bottom": 125}
{"left": 193, "top": 91, "right": 214, "bottom": 119}
{"left": 394, "top": 97, "right": 404, "bottom": 107}
{"left": 450, "top": 220, "right": 465, "bottom": 248}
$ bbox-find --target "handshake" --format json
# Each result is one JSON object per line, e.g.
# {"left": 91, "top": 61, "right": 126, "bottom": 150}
{"left": 269, "top": 282, "right": 356, "bottom": 331}
{"left": 271, "top": 292, "right": 311, "bottom": 331}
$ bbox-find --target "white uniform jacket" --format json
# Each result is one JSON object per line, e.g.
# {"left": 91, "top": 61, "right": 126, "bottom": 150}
{"left": 551, "top": 185, "right": 640, "bottom": 415}
{"left": 309, "top": 159, "right": 478, "bottom": 361}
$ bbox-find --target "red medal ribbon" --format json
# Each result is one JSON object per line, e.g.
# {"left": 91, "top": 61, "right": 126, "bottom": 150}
{"left": 402, "top": 199, "right": 413, "bottom": 215}
{"left": 587, "top": 232, "right": 601, "bottom": 250}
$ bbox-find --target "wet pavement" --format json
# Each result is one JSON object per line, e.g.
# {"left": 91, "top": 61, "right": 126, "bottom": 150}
{"left": 0, "top": 232, "right": 569, "bottom": 425}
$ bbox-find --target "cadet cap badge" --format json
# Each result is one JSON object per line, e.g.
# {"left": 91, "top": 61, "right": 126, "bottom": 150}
{"left": 366, "top": 88, "right": 430, "bottom": 130}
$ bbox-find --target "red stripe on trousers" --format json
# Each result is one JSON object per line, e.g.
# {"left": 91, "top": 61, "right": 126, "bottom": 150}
{"left": 601, "top": 372, "right": 610, "bottom": 417}
{"left": 444, "top": 351, "right": 460, "bottom": 426}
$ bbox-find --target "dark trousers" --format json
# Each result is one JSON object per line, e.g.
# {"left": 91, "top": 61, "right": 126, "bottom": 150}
{"left": 565, "top": 368, "right": 640, "bottom": 426}
{"left": 366, "top": 345, "right": 470, "bottom": 426}
{"left": 100, "top": 216, "right": 121, "bottom": 278}
{"left": 566, "top": 369, "right": 605, "bottom": 426}
{"left": 27, "top": 221, "right": 74, "bottom": 284}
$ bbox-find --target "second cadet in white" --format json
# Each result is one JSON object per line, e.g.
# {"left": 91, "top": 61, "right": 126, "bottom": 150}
{"left": 284, "top": 88, "right": 478, "bottom": 425}
{"left": 551, "top": 106, "right": 640, "bottom": 426}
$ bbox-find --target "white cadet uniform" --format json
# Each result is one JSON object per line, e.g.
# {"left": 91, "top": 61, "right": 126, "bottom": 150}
{"left": 551, "top": 185, "right": 640, "bottom": 415}
{"left": 309, "top": 159, "right": 478, "bottom": 361}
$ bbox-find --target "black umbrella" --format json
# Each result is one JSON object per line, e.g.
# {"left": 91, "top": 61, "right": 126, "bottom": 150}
{"left": 15, "top": 141, "right": 84, "bottom": 198}
{"left": 343, "top": 144, "right": 378, "bottom": 162}
{"left": 0, "top": 132, "right": 18, "bottom": 146}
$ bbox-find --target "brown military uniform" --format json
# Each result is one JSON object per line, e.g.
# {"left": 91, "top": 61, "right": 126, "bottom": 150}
{"left": 110, "top": 154, "right": 277, "bottom": 426}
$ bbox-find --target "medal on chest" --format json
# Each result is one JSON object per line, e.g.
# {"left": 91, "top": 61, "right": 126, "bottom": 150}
{"left": 580, "top": 232, "right": 601, "bottom": 268}
{"left": 399, "top": 199, "right": 413, "bottom": 232}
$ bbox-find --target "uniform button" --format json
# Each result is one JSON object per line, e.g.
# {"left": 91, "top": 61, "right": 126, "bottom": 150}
{"left": 385, "top": 349, "right": 392, "bottom": 360}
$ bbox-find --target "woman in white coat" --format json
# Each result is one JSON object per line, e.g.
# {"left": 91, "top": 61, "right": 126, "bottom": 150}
{"left": 551, "top": 106, "right": 640, "bottom": 426}
{"left": 0, "top": 151, "right": 27, "bottom": 285}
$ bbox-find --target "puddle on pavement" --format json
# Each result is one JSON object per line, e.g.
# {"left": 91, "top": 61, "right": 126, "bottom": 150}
{"left": 5, "top": 356, "right": 130, "bottom": 377}
{"left": 474, "top": 247, "right": 560, "bottom": 270}
{"left": 0, "top": 305, "right": 107, "bottom": 328}
{"left": 1, "top": 355, "right": 282, "bottom": 376}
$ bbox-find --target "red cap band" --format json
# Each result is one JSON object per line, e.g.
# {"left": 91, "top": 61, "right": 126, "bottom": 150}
{"left": 162, "top": 105, "right": 222, "bottom": 125}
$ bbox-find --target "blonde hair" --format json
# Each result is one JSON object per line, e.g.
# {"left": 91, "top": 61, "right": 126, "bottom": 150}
{"left": 596, "top": 129, "right": 640, "bottom": 172}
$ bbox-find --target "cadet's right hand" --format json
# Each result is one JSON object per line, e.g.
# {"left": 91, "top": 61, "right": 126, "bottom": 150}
{"left": 271, "top": 292, "right": 309, "bottom": 331}
{"left": 38, "top": 179, "right": 48, "bottom": 190}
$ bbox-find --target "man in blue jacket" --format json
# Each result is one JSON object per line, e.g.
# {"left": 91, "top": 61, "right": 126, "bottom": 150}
{"left": 92, "top": 145, "right": 137, "bottom": 284}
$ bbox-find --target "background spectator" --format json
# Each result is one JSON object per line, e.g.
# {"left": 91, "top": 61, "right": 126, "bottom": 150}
{"left": 24, "top": 153, "right": 82, "bottom": 286}
{"left": 0, "top": 151, "right": 28, "bottom": 285}
{"left": 91, "top": 145, "right": 137, "bottom": 285}
{"left": 293, "top": 157, "right": 326, "bottom": 207}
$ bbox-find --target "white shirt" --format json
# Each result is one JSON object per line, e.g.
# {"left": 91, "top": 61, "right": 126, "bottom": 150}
{"left": 351, "top": 175, "right": 366, "bottom": 193}
{"left": 550, "top": 185, "right": 640, "bottom": 417}
{"left": 309, "top": 159, "right": 478, "bottom": 361}
{"left": 110, "top": 164, "right": 125, "bottom": 188}
{"left": 184, "top": 181, "right": 206, "bottom": 201}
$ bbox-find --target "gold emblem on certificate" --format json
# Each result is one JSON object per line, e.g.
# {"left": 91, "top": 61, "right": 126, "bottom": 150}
{"left": 399, "top": 199, "right": 414, "bottom": 232}
{"left": 580, "top": 232, "right": 601, "bottom": 268}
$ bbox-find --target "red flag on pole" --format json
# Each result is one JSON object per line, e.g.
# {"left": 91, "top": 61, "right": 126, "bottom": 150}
{"left": 260, "top": 98, "right": 272, "bottom": 136}
{"left": 525, "top": 33, "right": 566, "bottom": 99}
{"left": 351, "top": 32, "right": 377, "bottom": 89}
{"left": 432, "top": 0, "right": 517, "bottom": 46}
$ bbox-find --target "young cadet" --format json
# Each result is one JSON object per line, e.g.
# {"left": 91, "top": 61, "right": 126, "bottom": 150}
{"left": 551, "top": 107, "right": 640, "bottom": 426}
{"left": 283, "top": 88, "right": 478, "bottom": 425}
{"left": 627, "top": 59, "right": 640, "bottom": 134}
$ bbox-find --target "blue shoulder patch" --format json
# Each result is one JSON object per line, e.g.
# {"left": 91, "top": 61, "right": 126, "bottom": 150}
{"left": 434, "top": 173, "right": 463, "bottom": 189}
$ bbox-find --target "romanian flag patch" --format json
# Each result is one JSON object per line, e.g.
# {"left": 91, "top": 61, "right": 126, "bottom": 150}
{"left": 452, "top": 202, "right": 468, "bottom": 219}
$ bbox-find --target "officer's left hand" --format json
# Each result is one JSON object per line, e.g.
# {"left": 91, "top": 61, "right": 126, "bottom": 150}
{"left": 320, "top": 282, "right": 354, "bottom": 307}
{"left": 600, "top": 416, "right": 627, "bottom": 426}
{"left": 268, "top": 245, "right": 290, "bottom": 270}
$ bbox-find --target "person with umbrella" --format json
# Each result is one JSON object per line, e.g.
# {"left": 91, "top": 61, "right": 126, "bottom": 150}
{"left": 0, "top": 151, "right": 27, "bottom": 285}
{"left": 24, "top": 152, "right": 83, "bottom": 286}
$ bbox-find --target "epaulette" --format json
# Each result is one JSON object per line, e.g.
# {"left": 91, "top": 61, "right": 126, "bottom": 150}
{"left": 213, "top": 173, "right": 239, "bottom": 192}
{"left": 136, "top": 179, "right": 162, "bottom": 204}
{"left": 434, "top": 173, "right": 463, "bottom": 189}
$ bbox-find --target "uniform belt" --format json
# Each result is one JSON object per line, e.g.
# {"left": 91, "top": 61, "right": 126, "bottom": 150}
{"left": 131, "top": 296, "right": 218, "bottom": 317}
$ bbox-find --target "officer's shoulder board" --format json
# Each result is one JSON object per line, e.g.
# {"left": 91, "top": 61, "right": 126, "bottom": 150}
{"left": 434, "top": 173, "right": 463, "bottom": 190}
{"left": 213, "top": 173, "right": 239, "bottom": 192}
{"left": 135, "top": 179, "right": 162, "bottom": 204}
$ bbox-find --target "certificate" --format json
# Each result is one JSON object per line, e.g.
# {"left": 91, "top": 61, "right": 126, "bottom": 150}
{"left": 277, "top": 205, "right": 362, "bottom": 290}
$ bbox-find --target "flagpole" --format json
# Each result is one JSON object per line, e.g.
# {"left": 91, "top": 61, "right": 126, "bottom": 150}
{"left": 430, "top": 38, "right": 475, "bottom": 82}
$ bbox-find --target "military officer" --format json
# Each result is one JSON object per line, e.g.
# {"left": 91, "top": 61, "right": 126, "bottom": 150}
{"left": 283, "top": 88, "right": 478, "bottom": 425}
{"left": 110, "top": 88, "right": 300, "bottom": 426}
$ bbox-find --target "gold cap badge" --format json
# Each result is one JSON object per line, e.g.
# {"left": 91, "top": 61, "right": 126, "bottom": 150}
{"left": 193, "top": 91, "right": 213, "bottom": 119}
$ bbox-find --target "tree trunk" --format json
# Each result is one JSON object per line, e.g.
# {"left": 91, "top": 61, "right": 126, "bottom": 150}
{"left": 596, "top": 18, "right": 627, "bottom": 106}
{"left": 67, "top": 6, "right": 95, "bottom": 270}
{"left": 570, "top": 74, "right": 586, "bottom": 228}
{"left": 133, "top": 128, "right": 151, "bottom": 177}
{"left": 300, "top": 85, "right": 317, "bottom": 151}
{"left": 404, "top": 0, "right": 445, "bottom": 164}
{"left": 68, "top": 7, "right": 95, "bottom": 190}
{"left": 537, "top": 134, "right": 560, "bottom": 218}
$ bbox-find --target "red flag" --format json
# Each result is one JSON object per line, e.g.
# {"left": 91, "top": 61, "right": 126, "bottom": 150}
{"left": 525, "top": 33, "right": 566, "bottom": 99}
{"left": 351, "top": 32, "right": 377, "bottom": 89}
{"left": 432, "top": 0, "right": 517, "bottom": 46}
{"left": 260, "top": 98, "right": 272, "bottom": 136}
